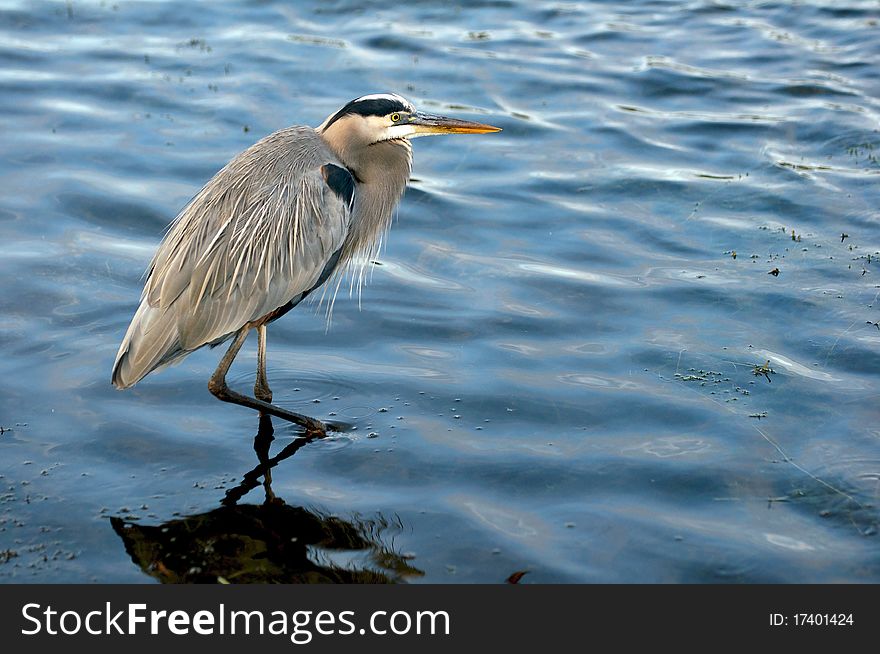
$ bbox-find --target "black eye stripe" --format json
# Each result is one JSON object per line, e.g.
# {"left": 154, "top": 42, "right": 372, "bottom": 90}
{"left": 324, "top": 97, "right": 411, "bottom": 130}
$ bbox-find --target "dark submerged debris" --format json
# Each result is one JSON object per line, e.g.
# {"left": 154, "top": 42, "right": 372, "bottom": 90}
{"left": 506, "top": 570, "right": 529, "bottom": 584}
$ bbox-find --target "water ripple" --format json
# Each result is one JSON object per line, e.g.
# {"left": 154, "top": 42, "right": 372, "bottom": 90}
{"left": 2, "top": 0, "right": 879, "bottom": 583}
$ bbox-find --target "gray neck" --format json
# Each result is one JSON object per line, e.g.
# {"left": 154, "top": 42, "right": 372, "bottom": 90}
{"left": 320, "top": 128, "right": 413, "bottom": 278}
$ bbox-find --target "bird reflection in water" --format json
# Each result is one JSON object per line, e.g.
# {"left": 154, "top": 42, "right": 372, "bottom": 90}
{"left": 111, "top": 415, "right": 422, "bottom": 583}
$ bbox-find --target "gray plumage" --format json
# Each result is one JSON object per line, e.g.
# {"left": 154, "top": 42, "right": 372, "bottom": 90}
{"left": 111, "top": 93, "right": 499, "bottom": 432}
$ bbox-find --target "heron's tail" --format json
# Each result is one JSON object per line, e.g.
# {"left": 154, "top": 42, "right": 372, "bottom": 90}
{"left": 112, "top": 299, "right": 187, "bottom": 389}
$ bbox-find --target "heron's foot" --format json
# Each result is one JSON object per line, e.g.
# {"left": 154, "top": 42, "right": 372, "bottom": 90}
{"left": 208, "top": 379, "right": 326, "bottom": 435}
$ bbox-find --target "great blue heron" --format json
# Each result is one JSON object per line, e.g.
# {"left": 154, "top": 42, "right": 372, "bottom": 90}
{"left": 112, "top": 93, "right": 500, "bottom": 434}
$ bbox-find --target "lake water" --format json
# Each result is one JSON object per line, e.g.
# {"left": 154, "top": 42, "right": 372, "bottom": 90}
{"left": 1, "top": 0, "right": 879, "bottom": 583}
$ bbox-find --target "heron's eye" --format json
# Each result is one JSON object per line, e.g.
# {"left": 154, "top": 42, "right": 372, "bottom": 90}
{"left": 390, "top": 113, "right": 401, "bottom": 123}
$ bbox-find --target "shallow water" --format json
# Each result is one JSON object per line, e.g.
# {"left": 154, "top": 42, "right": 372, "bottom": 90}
{"left": 1, "top": 0, "right": 879, "bottom": 583}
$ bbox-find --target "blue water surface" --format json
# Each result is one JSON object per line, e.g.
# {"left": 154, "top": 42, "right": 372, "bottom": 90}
{"left": 1, "top": 0, "right": 879, "bottom": 582}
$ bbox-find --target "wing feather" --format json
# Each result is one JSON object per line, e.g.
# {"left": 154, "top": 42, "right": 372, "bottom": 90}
{"left": 112, "top": 127, "right": 352, "bottom": 388}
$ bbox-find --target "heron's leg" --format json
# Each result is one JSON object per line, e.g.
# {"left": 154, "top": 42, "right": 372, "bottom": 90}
{"left": 254, "top": 324, "right": 272, "bottom": 402}
{"left": 208, "top": 327, "right": 326, "bottom": 435}
{"left": 253, "top": 415, "right": 277, "bottom": 503}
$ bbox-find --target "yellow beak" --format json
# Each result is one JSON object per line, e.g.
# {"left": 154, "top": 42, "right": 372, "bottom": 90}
{"left": 408, "top": 111, "right": 501, "bottom": 135}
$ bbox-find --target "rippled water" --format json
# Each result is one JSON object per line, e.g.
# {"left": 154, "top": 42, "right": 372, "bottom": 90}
{"left": 1, "top": 0, "right": 879, "bottom": 583}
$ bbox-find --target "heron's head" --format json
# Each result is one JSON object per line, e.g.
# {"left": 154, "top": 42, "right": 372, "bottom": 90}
{"left": 318, "top": 93, "right": 500, "bottom": 167}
